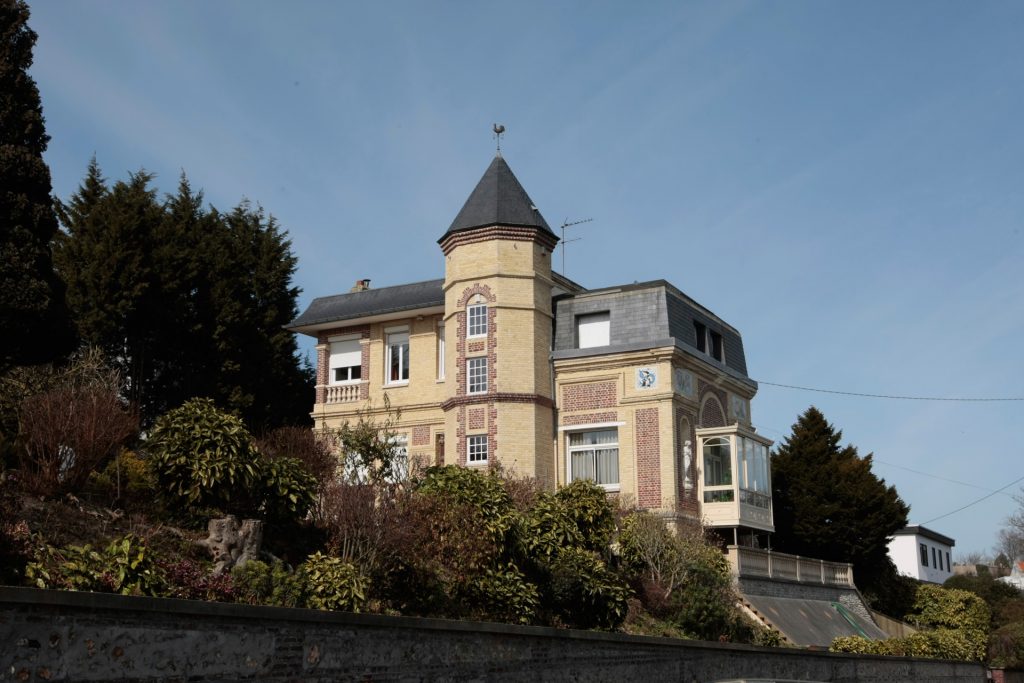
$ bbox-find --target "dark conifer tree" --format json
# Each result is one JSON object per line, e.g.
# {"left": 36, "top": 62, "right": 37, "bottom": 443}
{"left": 0, "top": 0, "right": 73, "bottom": 371}
{"left": 771, "top": 406, "right": 910, "bottom": 603}
{"left": 55, "top": 168, "right": 162, "bottom": 409}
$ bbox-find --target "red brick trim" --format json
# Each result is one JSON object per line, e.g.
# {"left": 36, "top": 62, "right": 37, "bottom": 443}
{"left": 412, "top": 425, "right": 432, "bottom": 447}
{"left": 636, "top": 407, "right": 661, "bottom": 509}
{"left": 439, "top": 226, "right": 559, "bottom": 255}
{"left": 697, "top": 379, "right": 728, "bottom": 428}
{"left": 561, "top": 381, "right": 617, "bottom": 411}
{"left": 457, "top": 284, "right": 496, "bottom": 307}
{"left": 442, "top": 393, "right": 553, "bottom": 411}
{"left": 562, "top": 412, "right": 618, "bottom": 426}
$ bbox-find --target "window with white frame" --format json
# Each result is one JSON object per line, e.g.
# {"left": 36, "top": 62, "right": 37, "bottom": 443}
{"left": 568, "top": 429, "right": 619, "bottom": 487}
{"left": 576, "top": 312, "right": 610, "bottom": 348}
{"left": 386, "top": 330, "right": 409, "bottom": 383}
{"left": 329, "top": 338, "right": 362, "bottom": 383}
{"left": 437, "top": 323, "right": 445, "bottom": 380}
{"left": 737, "top": 436, "right": 770, "bottom": 509}
{"left": 702, "top": 436, "right": 733, "bottom": 502}
{"left": 467, "top": 304, "right": 487, "bottom": 338}
{"left": 468, "top": 357, "right": 487, "bottom": 394}
{"left": 468, "top": 434, "right": 488, "bottom": 464}
{"left": 388, "top": 434, "right": 409, "bottom": 482}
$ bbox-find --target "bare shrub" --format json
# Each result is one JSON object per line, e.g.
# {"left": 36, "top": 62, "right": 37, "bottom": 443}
{"left": 18, "top": 378, "right": 137, "bottom": 497}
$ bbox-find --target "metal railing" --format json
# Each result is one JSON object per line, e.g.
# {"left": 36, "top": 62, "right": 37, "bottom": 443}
{"left": 726, "top": 545, "right": 854, "bottom": 587}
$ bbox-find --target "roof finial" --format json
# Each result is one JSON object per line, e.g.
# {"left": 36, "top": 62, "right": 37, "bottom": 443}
{"left": 493, "top": 123, "right": 506, "bottom": 155}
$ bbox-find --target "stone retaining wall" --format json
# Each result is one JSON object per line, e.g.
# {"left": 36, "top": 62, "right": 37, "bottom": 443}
{"left": 0, "top": 587, "right": 986, "bottom": 682}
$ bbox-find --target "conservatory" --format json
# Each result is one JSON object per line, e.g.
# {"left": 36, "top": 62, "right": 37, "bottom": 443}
{"left": 696, "top": 425, "right": 775, "bottom": 542}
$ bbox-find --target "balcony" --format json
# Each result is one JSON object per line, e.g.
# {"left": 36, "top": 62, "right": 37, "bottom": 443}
{"left": 726, "top": 545, "right": 854, "bottom": 587}
{"left": 322, "top": 383, "right": 363, "bottom": 404}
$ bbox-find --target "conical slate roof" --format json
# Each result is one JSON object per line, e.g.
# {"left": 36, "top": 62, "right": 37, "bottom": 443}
{"left": 443, "top": 155, "right": 554, "bottom": 238}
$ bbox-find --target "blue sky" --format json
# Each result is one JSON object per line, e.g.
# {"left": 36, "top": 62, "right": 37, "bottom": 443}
{"left": 27, "top": 1, "right": 1024, "bottom": 558}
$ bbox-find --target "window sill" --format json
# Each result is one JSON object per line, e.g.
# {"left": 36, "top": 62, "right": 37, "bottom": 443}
{"left": 467, "top": 460, "right": 488, "bottom": 467}
{"left": 385, "top": 381, "right": 409, "bottom": 388}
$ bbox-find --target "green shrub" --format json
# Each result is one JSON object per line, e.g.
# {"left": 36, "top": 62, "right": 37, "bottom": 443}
{"left": 26, "top": 534, "right": 164, "bottom": 596}
{"left": 415, "top": 466, "right": 518, "bottom": 547}
{"left": 465, "top": 562, "right": 539, "bottom": 625}
{"left": 86, "top": 449, "right": 157, "bottom": 510}
{"left": 989, "top": 622, "right": 1024, "bottom": 668}
{"left": 831, "top": 584, "right": 991, "bottom": 662}
{"left": 910, "top": 583, "right": 990, "bottom": 632}
{"left": 231, "top": 560, "right": 306, "bottom": 608}
{"left": 553, "top": 479, "right": 615, "bottom": 552}
{"left": 522, "top": 492, "right": 584, "bottom": 560}
{"left": 548, "top": 546, "right": 630, "bottom": 630}
{"left": 147, "top": 398, "right": 261, "bottom": 514}
{"left": 619, "top": 511, "right": 738, "bottom": 640}
{"left": 300, "top": 552, "right": 368, "bottom": 612}
{"left": 259, "top": 456, "right": 316, "bottom": 523}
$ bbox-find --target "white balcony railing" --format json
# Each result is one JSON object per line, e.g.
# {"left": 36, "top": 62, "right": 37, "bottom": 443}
{"left": 322, "top": 383, "right": 363, "bottom": 404}
{"left": 726, "top": 545, "right": 854, "bottom": 587}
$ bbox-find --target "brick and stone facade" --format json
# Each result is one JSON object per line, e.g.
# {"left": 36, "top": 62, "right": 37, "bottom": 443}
{"left": 289, "top": 153, "right": 768, "bottom": 530}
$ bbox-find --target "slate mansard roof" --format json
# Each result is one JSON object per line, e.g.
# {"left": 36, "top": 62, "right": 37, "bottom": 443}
{"left": 287, "top": 279, "right": 445, "bottom": 332}
{"left": 442, "top": 154, "right": 555, "bottom": 238}
{"left": 552, "top": 280, "right": 753, "bottom": 386}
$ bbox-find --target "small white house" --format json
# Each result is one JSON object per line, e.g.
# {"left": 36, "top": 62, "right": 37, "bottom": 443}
{"left": 888, "top": 525, "right": 955, "bottom": 584}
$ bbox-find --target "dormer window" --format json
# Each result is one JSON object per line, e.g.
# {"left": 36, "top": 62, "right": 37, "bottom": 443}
{"left": 694, "top": 321, "right": 725, "bottom": 363}
{"left": 468, "top": 304, "right": 488, "bottom": 338}
{"left": 576, "top": 312, "right": 610, "bottom": 348}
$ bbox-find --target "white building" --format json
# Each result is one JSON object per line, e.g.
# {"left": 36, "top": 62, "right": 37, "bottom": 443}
{"left": 888, "top": 525, "right": 955, "bottom": 584}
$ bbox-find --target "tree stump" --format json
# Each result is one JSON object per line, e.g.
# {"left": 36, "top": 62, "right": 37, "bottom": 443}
{"left": 198, "top": 515, "right": 263, "bottom": 574}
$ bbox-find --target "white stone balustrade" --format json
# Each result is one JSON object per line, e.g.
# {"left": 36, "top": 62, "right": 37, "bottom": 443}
{"left": 322, "top": 383, "right": 363, "bottom": 404}
{"left": 726, "top": 545, "right": 854, "bottom": 587}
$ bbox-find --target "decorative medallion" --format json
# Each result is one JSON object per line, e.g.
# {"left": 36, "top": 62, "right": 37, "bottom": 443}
{"left": 636, "top": 367, "right": 657, "bottom": 389}
{"left": 673, "top": 368, "right": 695, "bottom": 397}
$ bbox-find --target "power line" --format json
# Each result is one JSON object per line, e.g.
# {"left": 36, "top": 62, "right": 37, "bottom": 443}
{"left": 873, "top": 459, "right": 1016, "bottom": 498}
{"left": 757, "top": 380, "right": 1024, "bottom": 402}
{"left": 922, "top": 475, "right": 1024, "bottom": 525}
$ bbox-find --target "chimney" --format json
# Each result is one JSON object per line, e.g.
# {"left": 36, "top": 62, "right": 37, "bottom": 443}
{"left": 350, "top": 278, "right": 371, "bottom": 293}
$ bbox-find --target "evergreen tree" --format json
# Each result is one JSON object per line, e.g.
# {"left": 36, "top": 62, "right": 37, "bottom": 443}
{"left": 203, "top": 201, "right": 312, "bottom": 429}
{"left": 0, "top": 0, "right": 72, "bottom": 371}
{"left": 55, "top": 163, "right": 312, "bottom": 428}
{"left": 55, "top": 168, "right": 162, "bottom": 409}
{"left": 771, "top": 406, "right": 909, "bottom": 601}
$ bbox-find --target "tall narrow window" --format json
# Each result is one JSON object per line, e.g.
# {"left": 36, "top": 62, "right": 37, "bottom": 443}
{"left": 386, "top": 331, "right": 409, "bottom": 383}
{"left": 437, "top": 323, "right": 445, "bottom": 379}
{"left": 946, "top": 552, "right": 950, "bottom": 572}
{"left": 932, "top": 547, "right": 937, "bottom": 569}
{"left": 702, "top": 436, "right": 733, "bottom": 502}
{"left": 694, "top": 322, "right": 707, "bottom": 353}
{"left": 468, "top": 435, "right": 488, "bottom": 464}
{"left": 467, "top": 304, "right": 487, "bottom": 337}
{"left": 329, "top": 338, "right": 361, "bottom": 383}
{"left": 388, "top": 434, "right": 409, "bottom": 482}
{"left": 568, "top": 429, "right": 619, "bottom": 487}
{"left": 709, "top": 331, "right": 724, "bottom": 362}
{"left": 468, "top": 357, "right": 487, "bottom": 394}
{"left": 920, "top": 543, "right": 928, "bottom": 567}
{"left": 577, "top": 312, "right": 610, "bottom": 348}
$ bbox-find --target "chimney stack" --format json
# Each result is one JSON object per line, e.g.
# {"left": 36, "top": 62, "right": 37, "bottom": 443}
{"left": 350, "top": 279, "right": 371, "bottom": 293}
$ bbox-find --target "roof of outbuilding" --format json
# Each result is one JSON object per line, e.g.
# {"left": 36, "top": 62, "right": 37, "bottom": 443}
{"left": 442, "top": 154, "right": 554, "bottom": 238}
{"left": 893, "top": 525, "right": 955, "bottom": 547}
{"left": 287, "top": 279, "right": 445, "bottom": 331}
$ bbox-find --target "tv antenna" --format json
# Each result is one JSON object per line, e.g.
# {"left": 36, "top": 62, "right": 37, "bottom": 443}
{"left": 493, "top": 123, "right": 506, "bottom": 153}
{"left": 559, "top": 217, "right": 593, "bottom": 275}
